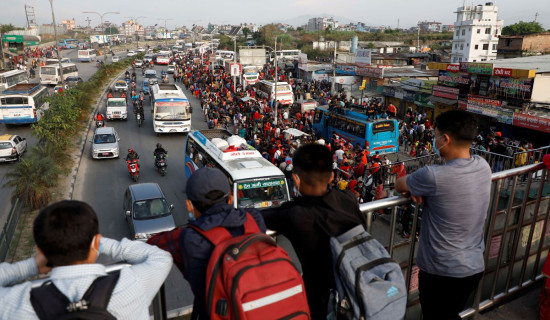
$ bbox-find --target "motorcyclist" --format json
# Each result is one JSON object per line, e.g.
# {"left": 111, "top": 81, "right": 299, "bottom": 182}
{"left": 126, "top": 148, "right": 139, "bottom": 161}
{"left": 131, "top": 91, "right": 140, "bottom": 109}
{"left": 154, "top": 143, "right": 167, "bottom": 157}
{"left": 94, "top": 112, "right": 105, "bottom": 122}
{"left": 131, "top": 70, "right": 137, "bottom": 80}
{"left": 125, "top": 70, "right": 130, "bottom": 79}
{"left": 139, "top": 90, "right": 145, "bottom": 103}
{"left": 136, "top": 104, "right": 145, "bottom": 121}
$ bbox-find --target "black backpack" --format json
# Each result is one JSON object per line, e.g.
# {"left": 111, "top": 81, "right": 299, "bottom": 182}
{"left": 30, "top": 272, "right": 120, "bottom": 320}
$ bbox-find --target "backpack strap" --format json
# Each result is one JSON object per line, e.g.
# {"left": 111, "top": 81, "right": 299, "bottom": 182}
{"left": 190, "top": 212, "right": 260, "bottom": 246}
{"left": 82, "top": 271, "right": 120, "bottom": 310}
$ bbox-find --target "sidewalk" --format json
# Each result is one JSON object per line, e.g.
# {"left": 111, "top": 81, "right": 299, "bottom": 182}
{"left": 476, "top": 281, "right": 541, "bottom": 320}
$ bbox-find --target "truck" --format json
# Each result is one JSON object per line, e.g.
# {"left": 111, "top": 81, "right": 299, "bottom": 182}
{"left": 105, "top": 92, "right": 128, "bottom": 120}
{"left": 239, "top": 48, "right": 266, "bottom": 86}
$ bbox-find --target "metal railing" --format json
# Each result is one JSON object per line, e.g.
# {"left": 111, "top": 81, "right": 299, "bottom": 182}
{"left": 512, "top": 146, "right": 550, "bottom": 168}
{"left": 0, "top": 197, "right": 24, "bottom": 262}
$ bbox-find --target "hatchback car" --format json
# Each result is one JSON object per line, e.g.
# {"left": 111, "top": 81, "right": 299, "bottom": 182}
{"left": 123, "top": 183, "right": 175, "bottom": 241}
{"left": 0, "top": 134, "right": 27, "bottom": 162}
{"left": 91, "top": 127, "right": 120, "bottom": 159}
{"left": 144, "top": 70, "right": 158, "bottom": 85}
{"left": 114, "top": 80, "right": 128, "bottom": 92}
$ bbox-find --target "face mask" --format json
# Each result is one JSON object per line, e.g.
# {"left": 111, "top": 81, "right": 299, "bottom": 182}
{"left": 433, "top": 135, "right": 445, "bottom": 156}
{"left": 93, "top": 236, "right": 103, "bottom": 261}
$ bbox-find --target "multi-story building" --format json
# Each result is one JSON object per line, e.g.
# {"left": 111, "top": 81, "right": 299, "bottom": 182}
{"left": 61, "top": 19, "right": 75, "bottom": 30}
{"left": 497, "top": 33, "right": 550, "bottom": 59}
{"left": 307, "top": 17, "right": 338, "bottom": 32}
{"left": 450, "top": 2, "right": 503, "bottom": 63}
{"left": 419, "top": 21, "right": 442, "bottom": 32}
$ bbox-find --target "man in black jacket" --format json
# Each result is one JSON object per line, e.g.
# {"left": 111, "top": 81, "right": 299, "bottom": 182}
{"left": 262, "top": 144, "right": 364, "bottom": 319}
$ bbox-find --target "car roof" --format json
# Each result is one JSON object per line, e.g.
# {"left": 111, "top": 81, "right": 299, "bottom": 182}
{"left": 145, "top": 70, "right": 156, "bottom": 74}
{"left": 0, "top": 134, "right": 15, "bottom": 141}
{"left": 94, "top": 127, "right": 116, "bottom": 135}
{"left": 128, "top": 183, "right": 164, "bottom": 201}
{"left": 116, "top": 80, "right": 126, "bottom": 84}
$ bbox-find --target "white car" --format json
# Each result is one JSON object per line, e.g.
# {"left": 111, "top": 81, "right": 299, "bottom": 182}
{"left": 167, "top": 64, "right": 176, "bottom": 74}
{"left": 112, "top": 55, "right": 120, "bottom": 63}
{"left": 134, "top": 60, "right": 144, "bottom": 67}
{"left": 114, "top": 80, "right": 128, "bottom": 92}
{"left": 91, "top": 127, "right": 120, "bottom": 159}
{"left": 127, "top": 50, "right": 137, "bottom": 57}
{"left": 137, "top": 47, "right": 146, "bottom": 53}
{"left": 0, "top": 134, "right": 27, "bottom": 162}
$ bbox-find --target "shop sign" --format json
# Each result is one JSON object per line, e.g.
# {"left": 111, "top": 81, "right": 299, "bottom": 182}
{"left": 467, "top": 95, "right": 513, "bottom": 124}
{"left": 461, "top": 62, "right": 493, "bottom": 75}
{"left": 433, "top": 85, "right": 459, "bottom": 100}
{"left": 355, "top": 49, "right": 371, "bottom": 65}
{"left": 438, "top": 70, "right": 470, "bottom": 87}
{"left": 513, "top": 113, "right": 550, "bottom": 134}
{"left": 493, "top": 68, "right": 513, "bottom": 77}
{"left": 336, "top": 65, "right": 356, "bottom": 76}
{"left": 446, "top": 64, "right": 460, "bottom": 72}
{"left": 383, "top": 86, "right": 395, "bottom": 97}
{"left": 497, "top": 77, "right": 533, "bottom": 95}
{"left": 403, "top": 90, "right": 415, "bottom": 102}
{"left": 356, "top": 66, "right": 384, "bottom": 79}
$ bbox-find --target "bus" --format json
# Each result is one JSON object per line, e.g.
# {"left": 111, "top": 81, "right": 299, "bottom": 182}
{"left": 151, "top": 83, "right": 192, "bottom": 133}
{"left": 215, "top": 50, "right": 235, "bottom": 61}
{"left": 312, "top": 105, "right": 399, "bottom": 154}
{"left": 184, "top": 129, "right": 290, "bottom": 209}
{"left": 58, "top": 39, "right": 79, "bottom": 49}
{"left": 242, "top": 65, "right": 260, "bottom": 86}
{"left": 0, "top": 83, "right": 49, "bottom": 124}
{"left": 77, "top": 49, "right": 96, "bottom": 62}
{"left": 39, "top": 63, "right": 79, "bottom": 85}
{"left": 0, "top": 69, "right": 29, "bottom": 91}
{"left": 156, "top": 53, "right": 170, "bottom": 65}
{"left": 272, "top": 49, "right": 301, "bottom": 61}
{"left": 255, "top": 80, "right": 294, "bottom": 106}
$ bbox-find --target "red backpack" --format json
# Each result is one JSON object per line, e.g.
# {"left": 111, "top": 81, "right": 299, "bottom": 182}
{"left": 191, "top": 213, "right": 311, "bottom": 320}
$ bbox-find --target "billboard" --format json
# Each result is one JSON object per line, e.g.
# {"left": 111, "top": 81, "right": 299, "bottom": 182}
{"left": 239, "top": 48, "right": 266, "bottom": 68}
{"left": 355, "top": 49, "right": 371, "bottom": 65}
{"left": 438, "top": 70, "right": 470, "bottom": 88}
{"left": 513, "top": 113, "right": 550, "bottom": 134}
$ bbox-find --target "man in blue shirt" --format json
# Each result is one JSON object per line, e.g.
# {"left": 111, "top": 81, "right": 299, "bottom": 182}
{"left": 395, "top": 110, "right": 492, "bottom": 320}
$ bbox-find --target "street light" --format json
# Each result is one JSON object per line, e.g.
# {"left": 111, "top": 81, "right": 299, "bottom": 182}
{"left": 48, "top": 0, "right": 64, "bottom": 88}
{"left": 158, "top": 18, "right": 173, "bottom": 47}
{"left": 125, "top": 16, "right": 146, "bottom": 49}
{"left": 82, "top": 11, "right": 120, "bottom": 48}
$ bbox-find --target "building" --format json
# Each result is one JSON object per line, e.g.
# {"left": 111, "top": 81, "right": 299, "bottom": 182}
{"left": 497, "top": 33, "right": 550, "bottom": 59}
{"left": 61, "top": 19, "right": 76, "bottom": 30}
{"left": 450, "top": 2, "right": 503, "bottom": 63}
{"left": 307, "top": 17, "right": 338, "bottom": 32}
{"left": 419, "top": 21, "right": 443, "bottom": 33}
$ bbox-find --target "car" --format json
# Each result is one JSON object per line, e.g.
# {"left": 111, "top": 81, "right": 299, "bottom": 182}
{"left": 144, "top": 70, "right": 158, "bottom": 85}
{"left": 114, "top": 80, "right": 128, "bottom": 92}
{"left": 134, "top": 60, "right": 144, "bottom": 67}
{"left": 167, "top": 64, "right": 175, "bottom": 74}
{"left": 60, "top": 57, "right": 71, "bottom": 64}
{"left": 143, "top": 54, "right": 153, "bottom": 63}
{"left": 112, "top": 55, "right": 120, "bottom": 63}
{"left": 127, "top": 50, "right": 137, "bottom": 57}
{"left": 91, "top": 127, "right": 120, "bottom": 159}
{"left": 137, "top": 47, "right": 146, "bottom": 53}
{"left": 142, "top": 79, "right": 150, "bottom": 95}
{"left": 0, "top": 134, "right": 27, "bottom": 162}
{"left": 123, "top": 183, "right": 175, "bottom": 241}
{"left": 65, "top": 76, "right": 83, "bottom": 88}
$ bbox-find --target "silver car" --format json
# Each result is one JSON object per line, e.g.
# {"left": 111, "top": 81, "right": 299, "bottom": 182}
{"left": 123, "top": 183, "right": 175, "bottom": 241}
{"left": 91, "top": 127, "right": 120, "bottom": 159}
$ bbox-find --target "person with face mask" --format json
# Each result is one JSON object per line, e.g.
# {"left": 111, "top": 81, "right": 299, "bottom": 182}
{"left": 147, "top": 167, "right": 266, "bottom": 320}
{"left": 395, "top": 110, "right": 492, "bottom": 320}
{"left": 0, "top": 200, "right": 172, "bottom": 320}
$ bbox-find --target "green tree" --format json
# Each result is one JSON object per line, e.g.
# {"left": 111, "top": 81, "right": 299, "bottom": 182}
{"left": 502, "top": 21, "right": 544, "bottom": 35}
{"left": 0, "top": 24, "right": 21, "bottom": 34}
{"left": 242, "top": 27, "right": 251, "bottom": 39}
{"left": 105, "top": 26, "right": 119, "bottom": 34}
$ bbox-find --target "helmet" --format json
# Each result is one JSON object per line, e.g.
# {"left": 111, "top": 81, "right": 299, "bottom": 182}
{"left": 128, "top": 148, "right": 134, "bottom": 154}
{"left": 156, "top": 143, "right": 162, "bottom": 149}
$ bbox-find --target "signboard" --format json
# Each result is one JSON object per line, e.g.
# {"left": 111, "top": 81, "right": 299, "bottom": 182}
{"left": 209, "top": 54, "right": 216, "bottom": 63}
{"left": 432, "top": 85, "right": 459, "bottom": 100}
{"left": 238, "top": 179, "right": 285, "bottom": 190}
{"left": 496, "top": 77, "right": 533, "bottom": 96}
{"left": 2, "top": 35, "right": 24, "bottom": 42}
{"left": 336, "top": 65, "right": 356, "bottom": 76}
{"left": 493, "top": 68, "right": 513, "bottom": 77}
{"left": 298, "top": 53, "right": 308, "bottom": 70}
{"left": 356, "top": 66, "right": 384, "bottom": 79}
{"left": 230, "top": 63, "right": 241, "bottom": 77}
{"left": 355, "top": 49, "right": 372, "bottom": 65}
{"left": 513, "top": 113, "right": 550, "bottom": 134}
{"left": 466, "top": 95, "right": 513, "bottom": 124}
{"left": 438, "top": 70, "right": 470, "bottom": 88}
{"left": 461, "top": 62, "right": 493, "bottom": 75}
{"left": 312, "top": 69, "right": 328, "bottom": 81}
{"left": 333, "top": 76, "right": 361, "bottom": 86}
{"left": 446, "top": 64, "right": 460, "bottom": 72}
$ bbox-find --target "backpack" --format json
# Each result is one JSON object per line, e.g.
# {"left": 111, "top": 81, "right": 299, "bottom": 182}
{"left": 190, "top": 213, "right": 311, "bottom": 320}
{"left": 30, "top": 272, "right": 120, "bottom": 320}
{"left": 328, "top": 225, "right": 407, "bottom": 320}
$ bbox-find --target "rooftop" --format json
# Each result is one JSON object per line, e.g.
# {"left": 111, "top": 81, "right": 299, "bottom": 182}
{"left": 492, "top": 55, "right": 550, "bottom": 74}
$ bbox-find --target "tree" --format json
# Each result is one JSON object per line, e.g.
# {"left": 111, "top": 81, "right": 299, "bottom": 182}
{"left": 0, "top": 24, "right": 20, "bottom": 34}
{"left": 502, "top": 21, "right": 544, "bottom": 35}
{"left": 105, "top": 26, "right": 119, "bottom": 34}
{"left": 242, "top": 27, "right": 251, "bottom": 39}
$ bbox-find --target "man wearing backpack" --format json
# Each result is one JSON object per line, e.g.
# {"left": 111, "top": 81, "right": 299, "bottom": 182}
{"left": 0, "top": 200, "right": 172, "bottom": 320}
{"left": 395, "top": 110, "right": 492, "bottom": 320}
{"left": 262, "top": 143, "right": 364, "bottom": 319}
{"left": 147, "top": 167, "right": 267, "bottom": 319}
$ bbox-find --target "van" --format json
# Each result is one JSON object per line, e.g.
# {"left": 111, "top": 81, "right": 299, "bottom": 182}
{"left": 144, "top": 70, "right": 158, "bottom": 85}
{"left": 106, "top": 92, "right": 128, "bottom": 120}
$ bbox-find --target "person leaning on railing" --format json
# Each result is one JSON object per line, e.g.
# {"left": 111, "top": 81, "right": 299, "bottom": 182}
{"left": 394, "top": 110, "right": 492, "bottom": 320}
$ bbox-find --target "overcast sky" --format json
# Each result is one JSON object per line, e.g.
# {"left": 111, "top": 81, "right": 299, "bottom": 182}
{"left": 2, "top": 0, "right": 548, "bottom": 30}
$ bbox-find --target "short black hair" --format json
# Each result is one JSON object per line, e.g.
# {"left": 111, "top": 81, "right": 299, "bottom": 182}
{"left": 191, "top": 190, "right": 229, "bottom": 214}
{"left": 293, "top": 143, "right": 332, "bottom": 186}
{"left": 434, "top": 110, "right": 478, "bottom": 146}
{"left": 33, "top": 200, "right": 98, "bottom": 267}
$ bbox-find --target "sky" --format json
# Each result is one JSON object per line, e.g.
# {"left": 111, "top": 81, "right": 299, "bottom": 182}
{"left": 2, "top": 0, "right": 549, "bottom": 30}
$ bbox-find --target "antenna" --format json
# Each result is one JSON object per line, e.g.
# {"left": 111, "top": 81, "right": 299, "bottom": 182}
{"left": 535, "top": 12, "right": 539, "bottom": 22}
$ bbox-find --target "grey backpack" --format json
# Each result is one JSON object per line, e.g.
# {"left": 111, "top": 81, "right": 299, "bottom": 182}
{"left": 329, "top": 224, "right": 407, "bottom": 320}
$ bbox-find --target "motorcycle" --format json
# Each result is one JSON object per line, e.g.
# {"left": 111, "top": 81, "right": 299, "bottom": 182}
{"left": 126, "top": 159, "right": 140, "bottom": 182}
{"left": 95, "top": 119, "right": 104, "bottom": 128}
{"left": 136, "top": 112, "right": 143, "bottom": 127}
{"left": 154, "top": 153, "right": 167, "bottom": 176}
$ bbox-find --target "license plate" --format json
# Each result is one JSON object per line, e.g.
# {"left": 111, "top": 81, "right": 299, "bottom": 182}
{"left": 114, "top": 115, "right": 120, "bottom": 118}
{"left": 102, "top": 152, "right": 109, "bottom": 156}
{"left": 12, "top": 114, "right": 21, "bottom": 117}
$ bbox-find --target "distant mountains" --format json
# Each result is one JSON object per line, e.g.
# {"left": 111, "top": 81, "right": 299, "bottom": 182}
{"left": 271, "top": 14, "right": 360, "bottom": 27}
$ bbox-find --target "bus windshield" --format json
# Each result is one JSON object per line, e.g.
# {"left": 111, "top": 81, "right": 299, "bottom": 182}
{"left": 155, "top": 101, "right": 189, "bottom": 121}
{"left": 40, "top": 67, "right": 56, "bottom": 75}
{"left": 276, "top": 84, "right": 291, "bottom": 92}
{"left": 236, "top": 178, "right": 288, "bottom": 209}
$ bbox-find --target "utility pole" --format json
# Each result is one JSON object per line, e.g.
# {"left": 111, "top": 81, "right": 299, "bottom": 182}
{"left": 158, "top": 18, "right": 173, "bottom": 48}
{"left": 85, "top": 17, "right": 91, "bottom": 34}
{"left": 233, "top": 36, "right": 237, "bottom": 94}
{"left": 535, "top": 12, "right": 539, "bottom": 22}
{"left": 274, "top": 36, "right": 278, "bottom": 126}
{"left": 417, "top": 22, "right": 421, "bottom": 53}
{"left": 49, "top": 0, "right": 64, "bottom": 88}
{"left": 331, "top": 41, "right": 336, "bottom": 94}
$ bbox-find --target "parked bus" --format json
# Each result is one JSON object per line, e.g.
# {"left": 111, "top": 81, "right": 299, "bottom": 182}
{"left": 242, "top": 65, "right": 260, "bottom": 86}
{"left": 0, "top": 69, "right": 29, "bottom": 91}
{"left": 77, "top": 49, "right": 96, "bottom": 62}
{"left": 58, "top": 39, "right": 79, "bottom": 49}
{"left": 39, "top": 63, "right": 79, "bottom": 85}
{"left": 184, "top": 129, "right": 290, "bottom": 209}
{"left": 255, "top": 80, "right": 294, "bottom": 106}
{"left": 312, "top": 105, "right": 399, "bottom": 154}
{"left": 151, "top": 83, "right": 192, "bottom": 133}
{"left": 0, "top": 83, "right": 49, "bottom": 124}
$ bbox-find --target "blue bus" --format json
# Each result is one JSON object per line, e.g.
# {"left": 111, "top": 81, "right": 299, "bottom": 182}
{"left": 312, "top": 105, "right": 399, "bottom": 154}
{"left": 58, "top": 39, "right": 79, "bottom": 49}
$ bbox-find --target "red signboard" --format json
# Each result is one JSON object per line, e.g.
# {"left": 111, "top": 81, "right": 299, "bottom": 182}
{"left": 446, "top": 64, "right": 460, "bottom": 72}
{"left": 493, "top": 68, "right": 513, "bottom": 77}
{"left": 513, "top": 113, "right": 550, "bottom": 134}
{"left": 433, "top": 85, "right": 459, "bottom": 100}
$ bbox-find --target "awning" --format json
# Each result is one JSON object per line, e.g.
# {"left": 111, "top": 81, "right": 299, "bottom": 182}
{"left": 429, "top": 96, "right": 458, "bottom": 106}
{"left": 283, "top": 128, "right": 309, "bottom": 137}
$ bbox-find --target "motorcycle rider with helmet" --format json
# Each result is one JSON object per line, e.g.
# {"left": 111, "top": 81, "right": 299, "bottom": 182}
{"left": 126, "top": 148, "right": 140, "bottom": 162}
{"left": 154, "top": 143, "right": 167, "bottom": 157}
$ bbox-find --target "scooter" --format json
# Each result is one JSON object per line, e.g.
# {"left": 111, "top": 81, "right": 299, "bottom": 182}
{"left": 154, "top": 152, "right": 167, "bottom": 176}
{"left": 136, "top": 112, "right": 143, "bottom": 127}
{"left": 95, "top": 119, "right": 104, "bottom": 128}
{"left": 126, "top": 159, "right": 140, "bottom": 182}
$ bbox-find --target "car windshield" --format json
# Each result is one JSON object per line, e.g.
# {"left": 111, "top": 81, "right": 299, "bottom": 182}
{"left": 116, "top": 82, "right": 126, "bottom": 87}
{"left": 154, "top": 101, "right": 189, "bottom": 121}
{"left": 108, "top": 100, "right": 126, "bottom": 107}
{"left": 0, "top": 142, "right": 12, "bottom": 149}
{"left": 94, "top": 133, "right": 116, "bottom": 144}
{"left": 236, "top": 178, "right": 288, "bottom": 209}
{"left": 145, "top": 73, "right": 156, "bottom": 78}
{"left": 133, "top": 198, "right": 170, "bottom": 220}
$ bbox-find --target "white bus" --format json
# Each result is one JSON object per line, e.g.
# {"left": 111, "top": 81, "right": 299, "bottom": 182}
{"left": 156, "top": 54, "right": 170, "bottom": 65}
{"left": 151, "top": 83, "right": 192, "bottom": 133}
{"left": 78, "top": 49, "right": 96, "bottom": 62}
{"left": 255, "top": 80, "right": 294, "bottom": 106}
{"left": 215, "top": 50, "right": 235, "bottom": 61}
{"left": 0, "top": 83, "right": 49, "bottom": 124}
{"left": 275, "top": 49, "right": 301, "bottom": 60}
{"left": 242, "top": 65, "right": 260, "bottom": 86}
{"left": 39, "top": 63, "right": 78, "bottom": 86}
{"left": 184, "top": 129, "right": 290, "bottom": 209}
{"left": 0, "top": 69, "right": 29, "bottom": 91}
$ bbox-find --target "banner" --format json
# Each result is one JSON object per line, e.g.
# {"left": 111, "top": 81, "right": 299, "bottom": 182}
{"left": 357, "top": 66, "right": 384, "bottom": 79}
{"left": 496, "top": 77, "right": 533, "bottom": 96}
{"left": 336, "top": 65, "right": 356, "bottom": 76}
{"left": 433, "top": 85, "right": 459, "bottom": 100}
{"left": 438, "top": 70, "right": 470, "bottom": 87}
{"left": 355, "top": 49, "right": 372, "bottom": 65}
{"left": 467, "top": 95, "right": 512, "bottom": 124}
{"left": 513, "top": 113, "right": 550, "bottom": 134}
{"left": 461, "top": 62, "right": 493, "bottom": 75}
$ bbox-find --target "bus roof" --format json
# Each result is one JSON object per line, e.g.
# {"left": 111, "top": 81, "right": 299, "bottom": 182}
{"left": 316, "top": 105, "right": 396, "bottom": 124}
{"left": 2, "top": 83, "right": 41, "bottom": 95}
{"left": 152, "top": 84, "right": 188, "bottom": 100}
{"left": 190, "top": 130, "right": 285, "bottom": 182}
{"left": 0, "top": 69, "right": 26, "bottom": 76}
